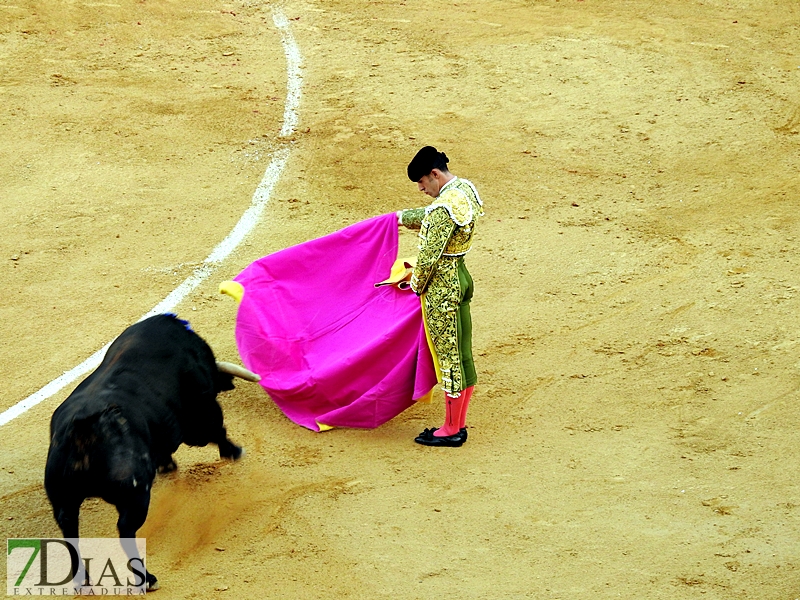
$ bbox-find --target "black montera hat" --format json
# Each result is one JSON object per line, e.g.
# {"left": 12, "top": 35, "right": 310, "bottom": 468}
{"left": 407, "top": 146, "right": 449, "bottom": 181}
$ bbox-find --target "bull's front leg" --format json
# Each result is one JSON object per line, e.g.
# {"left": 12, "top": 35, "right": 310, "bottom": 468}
{"left": 216, "top": 427, "right": 243, "bottom": 461}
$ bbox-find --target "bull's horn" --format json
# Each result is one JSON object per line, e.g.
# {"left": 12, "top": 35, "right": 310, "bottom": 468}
{"left": 217, "top": 361, "right": 261, "bottom": 382}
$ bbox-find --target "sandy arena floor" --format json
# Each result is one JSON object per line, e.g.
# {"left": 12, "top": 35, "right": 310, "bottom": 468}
{"left": 2, "top": 0, "right": 800, "bottom": 598}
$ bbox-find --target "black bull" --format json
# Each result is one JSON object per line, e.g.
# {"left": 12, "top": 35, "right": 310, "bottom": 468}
{"left": 44, "top": 314, "right": 258, "bottom": 591}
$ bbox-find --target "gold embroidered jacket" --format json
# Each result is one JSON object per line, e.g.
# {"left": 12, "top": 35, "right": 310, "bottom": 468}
{"left": 400, "top": 177, "right": 484, "bottom": 294}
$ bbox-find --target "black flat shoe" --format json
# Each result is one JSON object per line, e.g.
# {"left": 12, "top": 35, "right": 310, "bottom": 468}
{"left": 460, "top": 427, "right": 468, "bottom": 442}
{"left": 414, "top": 427, "right": 465, "bottom": 447}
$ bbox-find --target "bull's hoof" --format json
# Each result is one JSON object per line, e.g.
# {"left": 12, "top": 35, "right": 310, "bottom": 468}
{"left": 219, "top": 442, "right": 244, "bottom": 461}
{"left": 146, "top": 572, "right": 159, "bottom": 592}
{"left": 157, "top": 459, "right": 177, "bottom": 474}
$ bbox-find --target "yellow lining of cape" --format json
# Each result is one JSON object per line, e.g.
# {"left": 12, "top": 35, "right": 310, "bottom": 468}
{"left": 417, "top": 292, "right": 442, "bottom": 403}
{"left": 219, "top": 280, "right": 245, "bottom": 303}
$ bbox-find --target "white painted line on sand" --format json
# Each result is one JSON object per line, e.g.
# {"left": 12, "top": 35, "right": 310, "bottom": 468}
{"left": 0, "top": 9, "right": 302, "bottom": 428}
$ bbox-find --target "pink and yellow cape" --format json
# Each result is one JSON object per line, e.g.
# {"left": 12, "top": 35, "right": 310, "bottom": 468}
{"left": 221, "top": 213, "right": 438, "bottom": 431}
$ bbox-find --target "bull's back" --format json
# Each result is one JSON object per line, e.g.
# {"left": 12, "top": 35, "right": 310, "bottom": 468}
{"left": 104, "top": 314, "right": 212, "bottom": 379}
{"left": 96, "top": 314, "right": 216, "bottom": 406}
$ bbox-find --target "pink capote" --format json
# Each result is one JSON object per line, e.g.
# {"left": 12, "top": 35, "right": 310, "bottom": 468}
{"left": 233, "top": 213, "right": 438, "bottom": 431}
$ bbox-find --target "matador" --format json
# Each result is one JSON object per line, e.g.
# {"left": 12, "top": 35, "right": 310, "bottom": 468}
{"left": 398, "top": 146, "right": 484, "bottom": 447}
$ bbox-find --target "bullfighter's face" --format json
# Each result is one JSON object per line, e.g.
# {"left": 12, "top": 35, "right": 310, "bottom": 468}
{"left": 417, "top": 171, "right": 442, "bottom": 198}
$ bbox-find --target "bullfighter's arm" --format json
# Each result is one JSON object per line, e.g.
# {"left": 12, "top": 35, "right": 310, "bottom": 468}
{"left": 411, "top": 206, "right": 456, "bottom": 295}
{"left": 398, "top": 207, "right": 427, "bottom": 230}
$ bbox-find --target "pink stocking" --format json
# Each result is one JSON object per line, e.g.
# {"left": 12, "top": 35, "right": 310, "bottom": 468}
{"left": 458, "top": 386, "right": 474, "bottom": 430}
{"left": 433, "top": 391, "right": 465, "bottom": 437}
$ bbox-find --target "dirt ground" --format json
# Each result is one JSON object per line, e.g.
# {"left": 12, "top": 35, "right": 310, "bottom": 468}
{"left": 2, "top": 0, "right": 800, "bottom": 597}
